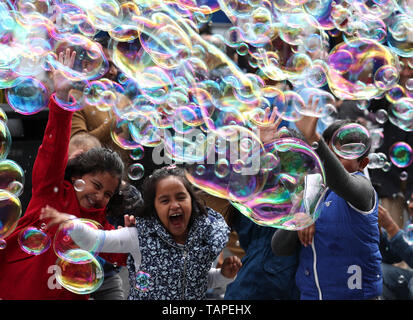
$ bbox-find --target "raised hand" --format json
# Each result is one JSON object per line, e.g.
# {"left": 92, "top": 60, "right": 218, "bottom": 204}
{"left": 295, "top": 96, "right": 321, "bottom": 145}
{"left": 51, "top": 48, "right": 77, "bottom": 102}
{"left": 255, "top": 107, "right": 284, "bottom": 145}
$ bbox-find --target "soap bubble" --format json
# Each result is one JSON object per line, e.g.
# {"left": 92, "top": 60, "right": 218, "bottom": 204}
{"left": 370, "top": 128, "right": 384, "bottom": 149}
{"left": 0, "top": 190, "right": 22, "bottom": 240}
{"left": 231, "top": 137, "right": 326, "bottom": 230}
{"left": 0, "top": 159, "right": 25, "bottom": 196}
{"left": 375, "top": 109, "right": 389, "bottom": 124}
{"left": 374, "top": 65, "right": 399, "bottom": 90}
{"left": 53, "top": 218, "right": 104, "bottom": 262}
{"left": 128, "top": 163, "right": 144, "bottom": 180}
{"left": 73, "top": 179, "right": 86, "bottom": 192}
{"left": 400, "top": 171, "right": 409, "bottom": 181}
{"left": 135, "top": 270, "right": 151, "bottom": 292}
{"left": 331, "top": 123, "right": 371, "bottom": 160}
{"left": 55, "top": 248, "right": 104, "bottom": 295}
{"left": 5, "top": 77, "right": 49, "bottom": 115}
{"left": 130, "top": 146, "right": 144, "bottom": 161}
{"left": 326, "top": 38, "right": 397, "bottom": 100}
{"left": 18, "top": 226, "right": 51, "bottom": 255}
{"left": 389, "top": 142, "right": 413, "bottom": 168}
{"left": 0, "top": 120, "right": 11, "bottom": 160}
{"left": 184, "top": 126, "right": 268, "bottom": 203}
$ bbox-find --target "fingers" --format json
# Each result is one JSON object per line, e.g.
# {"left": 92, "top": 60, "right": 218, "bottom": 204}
{"left": 264, "top": 107, "right": 270, "bottom": 121}
{"left": 40, "top": 205, "right": 72, "bottom": 230}
{"left": 124, "top": 214, "right": 136, "bottom": 227}
{"left": 297, "top": 225, "right": 314, "bottom": 247}
{"left": 58, "top": 48, "right": 76, "bottom": 68}
{"left": 221, "top": 256, "right": 242, "bottom": 278}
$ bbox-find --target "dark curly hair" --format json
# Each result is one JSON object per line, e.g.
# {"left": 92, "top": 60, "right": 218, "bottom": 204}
{"left": 135, "top": 165, "right": 208, "bottom": 226}
{"left": 64, "top": 147, "right": 125, "bottom": 215}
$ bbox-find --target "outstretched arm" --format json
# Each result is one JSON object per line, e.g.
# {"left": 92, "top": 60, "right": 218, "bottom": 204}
{"left": 295, "top": 97, "right": 375, "bottom": 212}
{"left": 41, "top": 205, "right": 139, "bottom": 254}
{"left": 31, "top": 49, "right": 78, "bottom": 197}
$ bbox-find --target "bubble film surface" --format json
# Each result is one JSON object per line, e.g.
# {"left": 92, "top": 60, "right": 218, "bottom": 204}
{"left": 55, "top": 248, "right": 104, "bottom": 295}
{"left": 1, "top": 0, "right": 413, "bottom": 232}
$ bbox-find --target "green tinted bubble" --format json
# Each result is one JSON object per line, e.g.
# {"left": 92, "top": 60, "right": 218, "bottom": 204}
{"left": 0, "top": 189, "right": 22, "bottom": 239}
{"left": 0, "top": 159, "right": 25, "bottom": 196}
{"left": 389, "top": 142, "right": 413, "bottom": 168}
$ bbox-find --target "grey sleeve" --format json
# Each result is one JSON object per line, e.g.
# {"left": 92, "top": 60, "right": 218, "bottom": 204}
{"left": 315, "top": 138, "right": 375, "bottom": 212}
{"left": 271, "top": 229, "right": 300, "bottom": 256}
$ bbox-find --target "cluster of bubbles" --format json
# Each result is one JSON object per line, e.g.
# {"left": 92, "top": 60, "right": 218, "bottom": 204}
{"left": 53, "top": 218, "right": 105, "bottom": 294}
{"left": 1, "top": 0, "right": 413, "bottom": 294}
{"left": 0, "top": 106, "right": 25, "bottom": 250}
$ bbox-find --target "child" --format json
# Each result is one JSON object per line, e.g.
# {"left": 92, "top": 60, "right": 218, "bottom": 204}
{"left": 67, "top": 132, "right": 142, "bottom": 300}
{"left": 272, "top": 97, "right": 382, "bottom": 300}
{"left": 0, "top": 49, "right": 127, "bottom": 300}
{"left": 42, "top": 165, "right": 242, "bottom": 300}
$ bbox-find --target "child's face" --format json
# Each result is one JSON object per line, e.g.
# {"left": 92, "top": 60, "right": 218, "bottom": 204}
{"left": 73, "top": 171, "right": 119, "bottom": 209}
{"left": 154, "top": 176, "right": 192, "bottom": 244}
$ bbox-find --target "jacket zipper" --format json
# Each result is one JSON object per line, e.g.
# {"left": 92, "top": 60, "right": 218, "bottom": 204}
{"left": 182, "top": 249, "right": 188, "bottom": 299}
{"left": 158, "top": 234, "right": 188, "bottom": 299}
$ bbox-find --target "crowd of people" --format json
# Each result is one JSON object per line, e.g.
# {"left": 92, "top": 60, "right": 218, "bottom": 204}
{"left": 0, "top": 23, "right": 413, "bottom": 301}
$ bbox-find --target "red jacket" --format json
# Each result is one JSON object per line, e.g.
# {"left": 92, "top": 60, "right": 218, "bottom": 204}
{"left": 0, "top": 95, "right": 127, "bottom": 300}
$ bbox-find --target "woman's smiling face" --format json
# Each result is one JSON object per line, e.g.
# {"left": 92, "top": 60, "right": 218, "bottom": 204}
{"left": 154, "top": 176, "right": 192, "bottom": 244}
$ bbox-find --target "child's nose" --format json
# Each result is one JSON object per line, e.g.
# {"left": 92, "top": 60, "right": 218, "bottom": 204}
{"left": 95, "top": 192, "right": 105, "bottom": 207}
{"left": 170, "top": 201, "right": 180, "bottom": 209}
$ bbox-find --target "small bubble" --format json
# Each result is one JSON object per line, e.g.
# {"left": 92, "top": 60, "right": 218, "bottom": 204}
{"left": 74, "top": 179, "right": 86, "bottom": 192}
{"left": 0, "top": 239, "right": 6, "bottom": 250}
{"left": 400, "top": 171, "right": 408, "bottom": 181}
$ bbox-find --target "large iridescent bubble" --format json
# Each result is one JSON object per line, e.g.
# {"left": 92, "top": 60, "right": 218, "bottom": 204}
{"left": 326, "top": 38, "right": 398, "bottom": 100}
{"left": 231, "top": 135, "right": 326, "bottom": 230}
{"left": 55, "top": 248, "right": 104, "bottom": 295}
{"left": 0, "top": 190, "right": 22, "bottom": 244}
{"left": 53, "top": 218, "right": 104, "bottom": 263}
{"left": 331, "top": 123, "right": 371, "bottom": 160}
{"left": 0, "top": 159, "right": 25, "bottom": 196}
{"left": 5, "top": 77, "right": 49, "bottom": 115}
{"left": 0, "top": 120, "right": 12, "bottom": 160}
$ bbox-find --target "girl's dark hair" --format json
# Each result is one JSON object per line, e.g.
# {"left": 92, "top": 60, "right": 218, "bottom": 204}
{"left": 65, "top": 147, "right": 125, "bottom": 215}
{"left": 135, "top": 165, "right": 208, "bottom": 224}
{"left": 322, "top": 119, "right": 372, "bottom": 161}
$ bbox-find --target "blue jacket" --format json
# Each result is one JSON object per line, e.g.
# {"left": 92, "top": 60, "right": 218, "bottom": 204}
{"left": 296, "top": 179, "right": 382, "bottom": 300}
{"left": 380, "top": 229, "right": 413, "bottom": 268}
{"left": 126, "top": 208, "right": 229, "bottom": 300}
{"left": 224, "top": 212, "right": 299, "bottom": 300}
